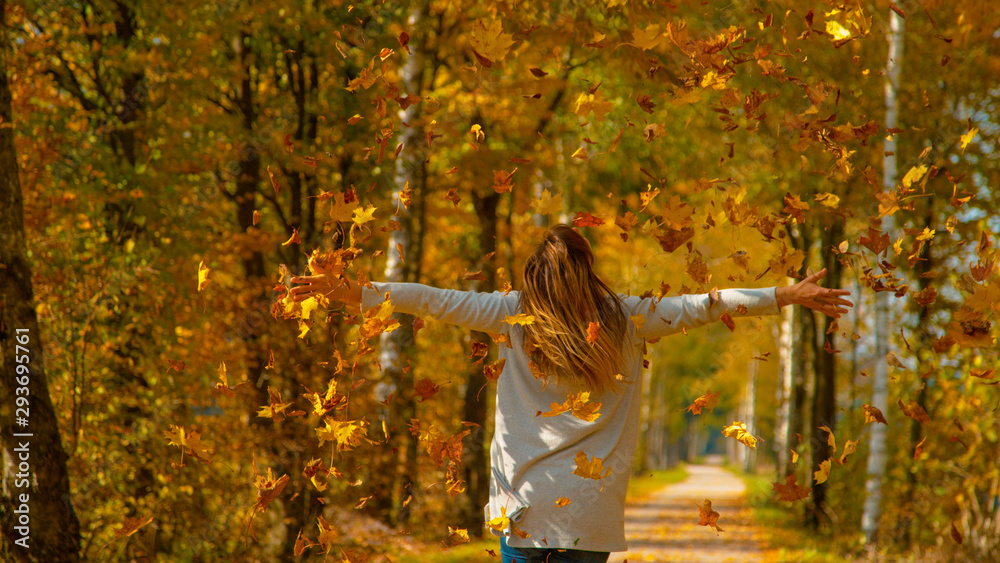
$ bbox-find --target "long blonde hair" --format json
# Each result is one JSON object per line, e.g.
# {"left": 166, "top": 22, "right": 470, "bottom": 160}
{"left": 519, "top": 225, "right": 627, "bottom": 393}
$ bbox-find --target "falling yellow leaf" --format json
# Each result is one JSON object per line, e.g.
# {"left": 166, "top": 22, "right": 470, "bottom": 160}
{"left": 486, "top": 506, "right": 510, "bottom": 531}
{"left": 814, "top": 459, "right": 832, "bottom": 484}
{"left": 631, "top": 24, "right": 663, "bottom": 51}
{"left": 901, "top": 165, "right": 928, "bottom": 189}
{"left": 469, "top": 19, "right": 515, "bottom": 66}
{"left": 825, "top": 20, "right": 852, "bottom": 41}
{"left": 197, "top": 260, "right": 211, "bottom": 293}
{"left": 352, "top": 204, "right": 377, "bottom": 227}
{"left": 721, "top": 421, "right": 757, "bottom": 449}
{"left": 574, "top": 93, "right": 613, "bottom": 121}
{"left": 504, "top": 313, "right": 536, "bottom": 326}
{"left": 815, "top": 193, "right": 841, "bottom": 208}
{"left": 531, "top": 189, "right": 564, "bottom": 216}
{"left": 960, "top": 128, "right": 978, "bottom": 154}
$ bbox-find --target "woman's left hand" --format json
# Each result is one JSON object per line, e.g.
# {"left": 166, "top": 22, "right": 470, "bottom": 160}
{"left": 775, "top": 268, "right": 854, "bottom": 319}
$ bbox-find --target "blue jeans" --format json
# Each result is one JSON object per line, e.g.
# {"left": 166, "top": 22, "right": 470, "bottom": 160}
{"left": 500, "top": 535, "right": 610, "bottom": 563}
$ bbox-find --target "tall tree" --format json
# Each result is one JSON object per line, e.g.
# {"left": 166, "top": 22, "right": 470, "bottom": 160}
{"left": 0, "top": 0, "right": 81, "bottom": 558}
{"left": 377, "top": 3, "right": 426, "bottom": 526}
{"left": 862, "top": 5, "right": 905, "bottom": 542}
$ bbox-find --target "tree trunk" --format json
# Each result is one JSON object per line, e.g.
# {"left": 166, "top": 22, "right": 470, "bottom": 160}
{"left": 742, "top": 355, "right": 758, "bottom": 474}
{"left": 775, "top": 297, "right": 795, "bottom": 478}
{"left": 862, "top": 7, "right": 905, "bottom": 542}
{"left": 0, "top": 2, "right": 82, "bottom": 556}
{"left": 808, "top": 223, "right": 843, "bottom": 528}
{"left": 461, "top": 190, "right": 500, "bottom": 534}
{"left": 377, "top": 4, "right": 426, "bottom": 526}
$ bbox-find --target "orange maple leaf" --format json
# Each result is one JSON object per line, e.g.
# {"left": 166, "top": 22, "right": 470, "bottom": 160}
{"left": 586, "top": 321, "right": 601, "bottom": 344}
{"left": 772, "top": 474, "right": 811, "bottom": 502}
{"left": 484, "top": 358, "right": 506, "bottom": 382}
{"left": 685, "top": 391, "right": 720, "bottom": 415}
{"left": 696, "top": 499, "right": 723, "bottom": 534}
{"left": 413, "top": 378, "right": 442, "bottom": 402}
{"left": 540, "top": 391, "right": 602, "bottom": 422}
{"left": 782, "top": 193, "right": 810, "bottom": 224}
{"left": 572, "top": 451, "right": 613, "bottom": 480}
{"left": 572, "top": 211, "right": 604, "bottom": 227}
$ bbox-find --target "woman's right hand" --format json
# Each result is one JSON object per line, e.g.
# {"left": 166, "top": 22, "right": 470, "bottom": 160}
{"left": 775, "top": 268, "right": 853, "bottom": 319}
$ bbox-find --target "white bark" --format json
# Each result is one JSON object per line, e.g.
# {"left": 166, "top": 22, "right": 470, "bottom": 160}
{"left": 775, "top": 298, "right": 794, "bottom": 476}
{"left": 861, "top": 8, "right": 905, "bottom": 541}
{"left": 743, "top": 354, "right": 758, "bottom": 473}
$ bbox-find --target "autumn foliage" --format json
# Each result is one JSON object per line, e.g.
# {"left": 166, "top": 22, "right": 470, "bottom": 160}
{"left": 4, "top": 0, "right": 1000, "bottom": 561}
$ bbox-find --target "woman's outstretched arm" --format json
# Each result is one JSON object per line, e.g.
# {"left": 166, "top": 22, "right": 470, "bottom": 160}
{"left": 288, "top": 276, "right": 519, "bottom": 334}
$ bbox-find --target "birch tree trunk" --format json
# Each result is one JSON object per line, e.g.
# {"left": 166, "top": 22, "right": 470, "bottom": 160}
{"left": 862, "top": 7, "right": 905, "bottom": 542}
{"left": 0, "top": 1, "right": 82, "bottom": 556}
{"left": 775, "top": 298, "right": 795, "bottom": 477}
{"left": 378, "top": 4, "right": 426, "bottom": 526}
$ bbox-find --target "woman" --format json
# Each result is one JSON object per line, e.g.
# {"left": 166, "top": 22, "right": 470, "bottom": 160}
{"left": 290, "top": 224, "right": 852, "bottom": 563}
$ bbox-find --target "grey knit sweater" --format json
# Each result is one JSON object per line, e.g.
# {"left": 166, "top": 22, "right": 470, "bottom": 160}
{"left": 361, "top": 282, "right": 779, "bottom": 552}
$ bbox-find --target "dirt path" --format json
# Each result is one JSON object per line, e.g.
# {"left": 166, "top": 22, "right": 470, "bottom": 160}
{"left": 609, "top": 456, "right": 771, "bottom": 563}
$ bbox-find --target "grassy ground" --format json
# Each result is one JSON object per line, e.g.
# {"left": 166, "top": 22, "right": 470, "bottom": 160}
{"left": 740, "top": 472, "right": 866, "bottom": 563}
{"left": 392, "top": 465, "right": 689, "bottom": 563}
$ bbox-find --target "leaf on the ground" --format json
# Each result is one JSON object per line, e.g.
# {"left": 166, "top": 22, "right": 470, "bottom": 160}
{"left": 696, "top": 499, "right": 723, "bottom": 534}
{"left": 555, "top": 496, "right": 571, "bottom": 507}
